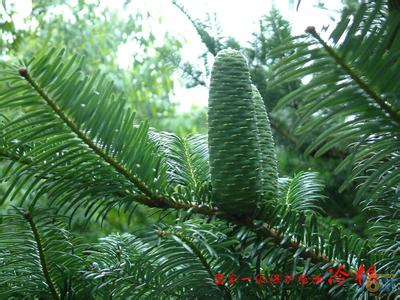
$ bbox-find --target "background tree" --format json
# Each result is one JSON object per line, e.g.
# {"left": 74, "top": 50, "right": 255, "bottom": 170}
{"left": 0, "top": 0, "right": 208, "bottom": 134}
{"left": 0, "top": 0, "right": 399, "bottom": 299}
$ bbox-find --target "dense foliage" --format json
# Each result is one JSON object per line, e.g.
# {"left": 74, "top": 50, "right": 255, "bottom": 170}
{"left": 0, "top": 0, "right": 399, "bottom": 299}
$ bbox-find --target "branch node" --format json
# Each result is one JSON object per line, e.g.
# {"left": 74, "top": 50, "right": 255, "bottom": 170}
{"left": 19, "top": 67, "right": 28, "bottom": 77}
{"left": 305, "top": 26, "right": 316, "bottom": 35}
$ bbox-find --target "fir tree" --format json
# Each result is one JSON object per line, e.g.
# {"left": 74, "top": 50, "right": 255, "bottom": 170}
{"left": 0, "top": 1, "right": 399, "bottom": 298}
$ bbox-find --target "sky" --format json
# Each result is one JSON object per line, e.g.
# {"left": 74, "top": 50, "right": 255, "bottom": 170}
{"left": 114, "top": 0, "right": 343, "bottom": 112}
{"left": 8, "top": 0, "right": 343, "bottom": 112}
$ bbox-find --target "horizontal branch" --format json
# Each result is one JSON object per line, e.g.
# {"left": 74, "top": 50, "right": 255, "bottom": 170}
{"left": 3, "top": 62, "right": 363, "bottom": 279}
{"left": 0, "top": 147, "right": 217, "bottom": 216}
{"left": 1, "top": 147, "right": 340, "bottom": 269}
{"left": 2, "top": 145, "right": 367, "bottom": 281}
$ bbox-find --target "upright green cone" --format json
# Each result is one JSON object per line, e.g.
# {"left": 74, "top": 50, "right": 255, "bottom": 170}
{"left": 252, "top": 85, "right": 278, "bottom": 202}
{"left": 208, "top": 49, "right": 261, "bottom": 215}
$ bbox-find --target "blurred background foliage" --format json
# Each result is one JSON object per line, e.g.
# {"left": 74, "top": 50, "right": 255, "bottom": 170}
{"left": 0, "top": 0, "right": 207, "bottom": 135}
{"left": 0, "top": 0, "right": 368, "bottom": 238}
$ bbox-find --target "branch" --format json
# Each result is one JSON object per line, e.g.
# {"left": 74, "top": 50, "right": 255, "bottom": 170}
{"left": 171, "top": 0, "right": 219, "bottom": 56}
{"left": 269, "top": 115, "right": 300, "bottom": 146}
{"left": 23, "top": 210, "right": 59, "bottom": 300}
{"left": 19, "top": 68, "right": 156, "bottom": 200}
{"left": 160, "top": 229, "right": 232, "bottom": 299}
{"left": 270, "top": 115, "right": 347, "bottom": 159}
{"left": 2, "top": 62, "right": 367, "bottom": 279}
{"left": 0, "top": 148, "right": 330, "bottom": 267}
{"left": 0, "top": 147, "right": 217, "bottom": 216}
{"left": 305, "top": 26, "right": 400, "bottom": 127}
{"left": 0, "top": 147, "right": 358, "bottom": 272}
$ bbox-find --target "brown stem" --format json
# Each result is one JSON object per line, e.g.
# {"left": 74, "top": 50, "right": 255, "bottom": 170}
{"left": 1, "top": 147, "right": 356, "bottom": 274}
{"left": 19, "top": 68, "right": 156, "bottom": 200}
